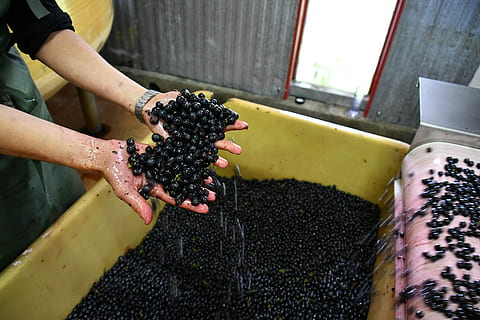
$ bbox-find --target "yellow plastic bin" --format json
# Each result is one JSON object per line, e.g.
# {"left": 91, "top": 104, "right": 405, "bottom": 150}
{"left": 0, "top": 97, "right": 409, "bottom": 320}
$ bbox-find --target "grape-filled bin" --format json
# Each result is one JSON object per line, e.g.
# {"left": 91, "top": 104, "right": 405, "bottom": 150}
{"left": 0, "top": 96, "right": 409, "bottom": 320}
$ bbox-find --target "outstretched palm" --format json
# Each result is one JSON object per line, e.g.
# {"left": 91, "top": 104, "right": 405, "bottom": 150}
{"left": 100, "top": 139, "right": 215, "bottom": 224}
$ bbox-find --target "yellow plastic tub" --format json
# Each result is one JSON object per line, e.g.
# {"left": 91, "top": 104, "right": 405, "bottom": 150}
{"left": 0, "top": 97, "right": 409, "bottom": 320}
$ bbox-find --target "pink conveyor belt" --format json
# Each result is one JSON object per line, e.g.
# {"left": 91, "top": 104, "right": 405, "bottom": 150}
{"left": 395, "top": 142, "right": 480, "bottom": 320}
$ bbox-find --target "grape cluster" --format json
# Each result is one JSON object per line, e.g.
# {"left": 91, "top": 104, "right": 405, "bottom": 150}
{"left": 66, "top": 177, "right": 380, "bottom": 320}
{"left": 126, "top": 89, "right": 239, "bottom": 206}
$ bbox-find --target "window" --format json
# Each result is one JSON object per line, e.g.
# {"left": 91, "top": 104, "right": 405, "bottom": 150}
{"left": 293, "top": 0, "right": 397, "bottom": 99}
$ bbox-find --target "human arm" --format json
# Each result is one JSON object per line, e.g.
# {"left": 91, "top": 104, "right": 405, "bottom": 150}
{"left": 6, "top": 1, "right": 247, "bottom": 213}
{"left": 34, "top": 29, "right": 248, "bottom": 160}
{"left": 7, "top": 0, "right": 248, "bottom": 157}
{"left": 35, "top": 29, "right": 148, "bottom": 116}
{"left": 7, "top": 0, "right": 248, "bottom": 156}
{"left": 0, "top": 104, "right": 215, "bottom": 224}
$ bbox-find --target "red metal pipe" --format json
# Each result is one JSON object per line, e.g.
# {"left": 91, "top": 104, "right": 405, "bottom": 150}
{"left": 363, "top": 0, "right": 406, "bottom": 117}
{"left": 283, "top": 0, "right": 309, "bottom": 100}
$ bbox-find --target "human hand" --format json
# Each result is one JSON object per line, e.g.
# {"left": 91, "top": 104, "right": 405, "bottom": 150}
{"left": 99, "top": 139, "right": 216, "bottom": 224}
{"left": 141, "top": 91, "right": 248, "bottom": 168}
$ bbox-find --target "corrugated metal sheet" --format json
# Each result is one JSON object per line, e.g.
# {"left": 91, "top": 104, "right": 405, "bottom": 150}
{"left": 102, "top": 0, "right": 480, "bottom": 129}
{"left": 102, "top": 0, "right": 299, "bottom": 98}
{"left": 367, "top": 0, "right": 480, "bottom": 128}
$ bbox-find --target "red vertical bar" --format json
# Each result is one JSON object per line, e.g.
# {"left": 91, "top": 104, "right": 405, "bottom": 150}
{"left": 283, "top": 0, "right": 309, "bottom": 100}
{"left": 363, "top": 0, "right": 406, "bottom": 117}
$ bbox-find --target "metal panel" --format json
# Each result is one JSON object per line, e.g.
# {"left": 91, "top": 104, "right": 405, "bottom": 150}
{"left": 102, "top": 0, "right": 299, "bottom": 97}
{"left": 367, "top": 0, "right": 480, "bottom": 128}
{"left": 411, "top": 77, "right": 480, "bottom": 149}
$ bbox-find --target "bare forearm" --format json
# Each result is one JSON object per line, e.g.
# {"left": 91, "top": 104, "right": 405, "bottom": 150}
{"left": 0, "top": 104, "right": 104, "bottom": 172}
{"left": 35, "top": 29, "right": 146, "bottom": 114}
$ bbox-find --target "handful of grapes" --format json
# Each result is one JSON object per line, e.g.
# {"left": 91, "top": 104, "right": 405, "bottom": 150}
{"left": 126, "top": 89, "right": 239, "bottom": 207}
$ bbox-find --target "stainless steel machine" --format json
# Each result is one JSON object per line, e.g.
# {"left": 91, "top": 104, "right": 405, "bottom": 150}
{"left": 395, "top": 78, "right": 480, "bottom": 319}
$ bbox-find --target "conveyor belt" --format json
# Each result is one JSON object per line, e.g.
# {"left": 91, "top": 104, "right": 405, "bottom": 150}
{"left": 396, "top": 142, "right": 480, "bottom": 319}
